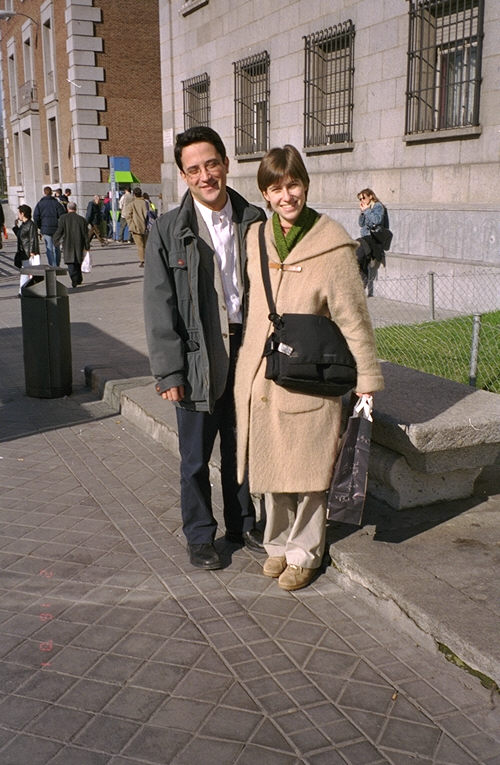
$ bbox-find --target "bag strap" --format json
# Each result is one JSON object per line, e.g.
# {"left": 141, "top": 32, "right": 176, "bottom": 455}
{"left": 258, "top": 221, "right": 281, "bottom": 325}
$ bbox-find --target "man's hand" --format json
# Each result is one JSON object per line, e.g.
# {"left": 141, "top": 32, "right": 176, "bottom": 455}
{"left": 161, "top": 385, "right": 185, "bottom": 402}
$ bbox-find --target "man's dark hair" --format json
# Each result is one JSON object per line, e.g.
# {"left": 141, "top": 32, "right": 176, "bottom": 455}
{"left": 133, "top": 187, "right": 142, "bottom": 197}
{"left": 174, "top": 126, "right": 227, "bottom": 171}
{"left": 64, "top": 188, "right": 72, "bottom": 195}
{"left": 18, "top": 204, "right": 32, "bottom": 219}
{"left": 43, "top": 186, "right": 52, "bottom": 195}
{"left": 55, "top": 188, "right": 63, "bottom": 195}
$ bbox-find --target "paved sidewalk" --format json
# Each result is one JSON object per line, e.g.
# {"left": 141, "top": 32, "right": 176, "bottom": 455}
{"left": 0, "top": 241, "right": 499, "bottom": 764}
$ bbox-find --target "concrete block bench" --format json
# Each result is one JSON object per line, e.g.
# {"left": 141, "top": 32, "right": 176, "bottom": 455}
{"left": 369, "top": 363, "right": 500, "bottom": 509}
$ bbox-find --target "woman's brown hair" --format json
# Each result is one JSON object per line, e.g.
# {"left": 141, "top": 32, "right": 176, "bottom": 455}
{"left": 257, "top": 145, "right": 309, "bottom": 200}
{"left": 357, "top": 188, "right": 379, "bottom": 203}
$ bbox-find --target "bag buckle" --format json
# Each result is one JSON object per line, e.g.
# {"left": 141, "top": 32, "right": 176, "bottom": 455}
{"left": 277, "top": 342, "right": 293, "bottom": 356}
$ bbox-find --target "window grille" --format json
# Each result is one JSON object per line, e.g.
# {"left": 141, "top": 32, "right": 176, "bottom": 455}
{"left": 233, "top": 52, "right": 270, "bottom": 157}
{"left": 182, "top": 73, "right": 210, "bottom": 129}
{"left": 304, "top": 21, "right": 355, "bottom": 150}
{"left": 406, "top": 0, "right": 484, "bottom": 135}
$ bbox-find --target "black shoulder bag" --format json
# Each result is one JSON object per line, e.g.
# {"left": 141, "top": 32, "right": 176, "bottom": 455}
{"left": 259, "top": 222, "right": 357, "bottom": 397}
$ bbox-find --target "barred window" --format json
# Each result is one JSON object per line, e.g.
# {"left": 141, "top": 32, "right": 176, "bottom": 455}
{"left": 233, "top": 52, "right": 270, "bottom": 158}
{"left": 406, "top": 0, "right": 484, "bottom": 136}
{"left": 182, "top": 73, "right": 210, "bottom": 129}
{"left": 304, "top": 21, "right": 355, "bottom": 151}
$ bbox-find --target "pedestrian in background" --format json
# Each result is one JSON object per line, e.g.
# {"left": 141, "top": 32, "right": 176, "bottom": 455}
{"left": 118, "top": 187, "right": 133, "bottom": 243}
{"left": 142, "top": 192, "right": 158, "bottom": 232}
{"left": 86, "top": 194, "right": 106, "bottom": 246}
{"left": 103, "top": 193, "right": 113, "bottom": 239}
{"left": 53, "top": 202, "right": 90, "bottom": 288}
{"left": 55, "top": 188, "right": 69, "bottom": 211}
{"left": 235, "top": 146, "right": 384, "bottom": 591}
{"left": 356, "top": 188, "right": 390, "bottom": 297}
{"left": 33, "top": 186, "right": 65, "bottom": 266}
{"left": 125, "top": 188, "right": 148, "bottom": 267}
{"left": 13, "top": 204, "right": 40, "bottom": 294}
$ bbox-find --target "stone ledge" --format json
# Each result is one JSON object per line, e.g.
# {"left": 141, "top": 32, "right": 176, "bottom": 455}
{"left": 371, "top": 363, "right": 500, "bottom": 508}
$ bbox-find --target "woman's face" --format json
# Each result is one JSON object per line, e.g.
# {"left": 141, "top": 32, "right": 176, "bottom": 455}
{"left": 263, "top": 176, "right": 307, "bottom": 228}
{"left": 358, "top": 192, "right": 373, "bottom": 209}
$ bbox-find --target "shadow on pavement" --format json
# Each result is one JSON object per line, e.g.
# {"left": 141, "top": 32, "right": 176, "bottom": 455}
{"left": 0, "top": 323, "right": 150, "bottom": 442}
{"left": 327, "top": 459, "right": 499, "bottom": 545}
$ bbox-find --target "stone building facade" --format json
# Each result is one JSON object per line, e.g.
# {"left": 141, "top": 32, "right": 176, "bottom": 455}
{"left": 159, "top": 0, "right": 499, "bottom": 297}
{"left": 0, "top": 0, "right": 162, "bottom": 214}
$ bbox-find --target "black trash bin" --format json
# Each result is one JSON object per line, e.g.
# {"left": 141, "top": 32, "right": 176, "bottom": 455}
{"left": 20, "top": 265, "right": 72, "bottom": 398}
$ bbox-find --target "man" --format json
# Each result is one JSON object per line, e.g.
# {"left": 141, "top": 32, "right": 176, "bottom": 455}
{"left": 143, "top": 126, "right": 266, "bottom": 570}
{"left": 125, "top": 187, "right": 148, "bottom": 267}
{"left": 33, "top": 186, "right": 65, "bottom": 266}
{"left": 118, "top": 187, "right": 133, "bottom": 242}
{"left": 53, "top": 202, "right": 90, "bottom": 288}
{"left": 86, "top": 194, "right": 106, "bottom": 245}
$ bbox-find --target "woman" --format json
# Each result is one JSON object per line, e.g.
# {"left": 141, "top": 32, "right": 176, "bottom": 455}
{"left": 235, "top": 146, "right": 384, "bottom": 591}
{"left": 356, "top": 188, "right": 389, "bottom": 297}
{"left": 13, "top": 204, "right": 40, "bottom": 295}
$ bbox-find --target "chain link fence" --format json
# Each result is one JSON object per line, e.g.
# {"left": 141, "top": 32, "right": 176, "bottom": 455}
{"left": 368, "top": 270, "right": 500, "bottom": 393}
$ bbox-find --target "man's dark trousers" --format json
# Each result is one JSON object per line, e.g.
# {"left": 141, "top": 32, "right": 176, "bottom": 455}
{"left": 176, "top": 326, "right": 255, "bottom": 544}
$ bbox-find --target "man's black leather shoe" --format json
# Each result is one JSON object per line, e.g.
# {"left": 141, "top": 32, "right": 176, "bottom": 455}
{"left": 225, "top": 528, "right": 265, "bottom": 553}
{"left": 243, "top": 528, "right": 265, "bottom": 552}
{"left": 188, "top": 543, "right": 222, "bottom": 570}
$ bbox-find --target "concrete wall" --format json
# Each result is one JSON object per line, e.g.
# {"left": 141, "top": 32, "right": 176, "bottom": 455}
{"left": 159, "top": 0, "right": 500, "bottom": 285}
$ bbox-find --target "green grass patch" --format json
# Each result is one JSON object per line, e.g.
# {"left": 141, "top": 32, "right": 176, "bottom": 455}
{"left": 375, "top": 311, "right": 500, "bottom": 393}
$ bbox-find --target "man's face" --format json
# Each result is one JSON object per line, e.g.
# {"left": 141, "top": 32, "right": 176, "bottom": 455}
{"left": 179, "top": 141, "right": 229, "bottom": 211}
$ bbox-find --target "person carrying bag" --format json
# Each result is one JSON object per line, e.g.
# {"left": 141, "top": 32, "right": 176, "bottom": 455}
{"left": 235, "top": 145, "right": 384, "bottom": 591}
{"left": 355, "top": 188, "right": 392, "bottom": 297}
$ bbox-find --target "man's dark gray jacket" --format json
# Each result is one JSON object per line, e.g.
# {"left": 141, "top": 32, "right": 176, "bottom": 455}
{"left": 143, "top": 187, "right": 266, "bottom": 412}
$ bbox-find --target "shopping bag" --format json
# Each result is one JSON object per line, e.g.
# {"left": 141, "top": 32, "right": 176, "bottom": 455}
{"left": 327, "top": 395, "right": 373, "bottom": 525}
{"left": 81, "top": 251, "right": 92, "bottom": 273}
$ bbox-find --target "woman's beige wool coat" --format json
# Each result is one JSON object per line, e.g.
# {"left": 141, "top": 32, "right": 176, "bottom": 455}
{"left": 235, "top": 215, "right": 384, "bottom": 495}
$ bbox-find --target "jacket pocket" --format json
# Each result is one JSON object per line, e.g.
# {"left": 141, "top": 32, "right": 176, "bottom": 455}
{"left": 184, "top": 330, "right": 206, "bottom": 402}
{"left": 275, "top": 386, "right": 325, "bottom": 414}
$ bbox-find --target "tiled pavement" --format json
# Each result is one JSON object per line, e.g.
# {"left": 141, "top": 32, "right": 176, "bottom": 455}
{"left": 1, "top": 242, "right": 500, "bottom": 764}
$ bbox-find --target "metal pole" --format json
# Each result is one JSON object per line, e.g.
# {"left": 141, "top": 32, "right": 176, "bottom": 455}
{"left": 428, "top": 272, "right": 435, "bottom": 320}
{"left": 469, "top": 313, "right": 481, "bottom": 388}
{"left": 110, "top": 159, "right": 117, "bottom": 240}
